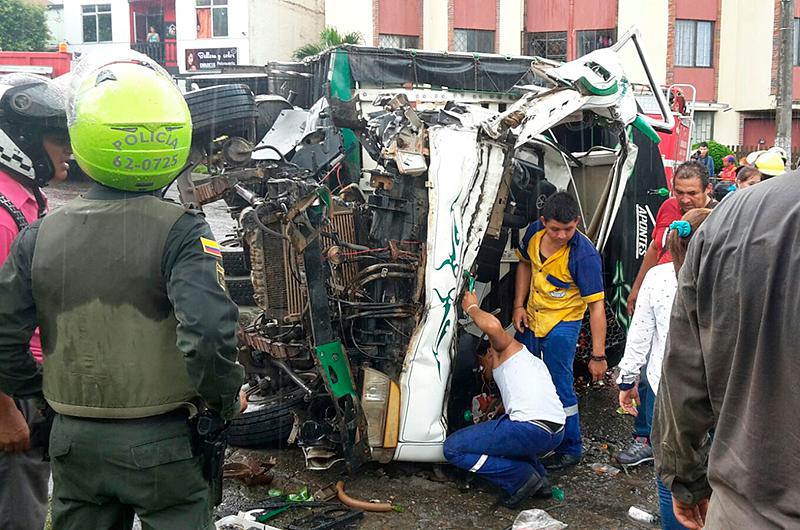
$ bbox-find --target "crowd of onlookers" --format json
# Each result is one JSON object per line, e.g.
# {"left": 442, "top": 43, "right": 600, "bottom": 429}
{"left": 690, "top": 141, "right": 787, "bottom": 201}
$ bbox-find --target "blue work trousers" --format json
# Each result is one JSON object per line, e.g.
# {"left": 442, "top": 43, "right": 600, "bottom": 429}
{"left": 657, "top": 476, "right": 689, "bottom": 530}
{"left": 516, "top": 320, "right": 582, "bottom": 456}
{"left": 633, "top": 373, "right": 655, "bottom": 440}
{"left": 444, "top": 415, "right": 563, "bottom": 494}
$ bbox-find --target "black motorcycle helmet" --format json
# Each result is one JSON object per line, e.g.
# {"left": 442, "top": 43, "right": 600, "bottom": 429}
{"left": 0, "top": 73, "right": 69, "bottom": 189}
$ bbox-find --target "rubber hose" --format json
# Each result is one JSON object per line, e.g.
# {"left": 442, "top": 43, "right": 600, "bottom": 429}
{"left": 335, "top": 481, "right": 393, "bottom": 512}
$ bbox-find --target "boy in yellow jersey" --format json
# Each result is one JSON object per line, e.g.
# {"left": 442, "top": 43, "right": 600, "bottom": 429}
{"left": 511, "top": 191, "right": 606, "bottom": 471}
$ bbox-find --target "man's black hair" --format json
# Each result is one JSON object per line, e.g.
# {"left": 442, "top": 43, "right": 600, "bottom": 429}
{"left": 541, "top": 191, "right": 579, "bottom": 223}
{"left": 673, "top": 160, "right": 710, "bottom": 188}
{"left": 698, "top": 141, "right": 708, "bottom": 147}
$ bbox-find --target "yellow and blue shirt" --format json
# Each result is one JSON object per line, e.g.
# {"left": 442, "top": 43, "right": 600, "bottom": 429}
{"left": 516, "top": 220, "right": 604, "bottom": 337}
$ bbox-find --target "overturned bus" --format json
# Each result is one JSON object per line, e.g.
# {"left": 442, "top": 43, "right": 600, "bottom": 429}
{"left": 173, "top": 28, "right": 675, "bottom": 471}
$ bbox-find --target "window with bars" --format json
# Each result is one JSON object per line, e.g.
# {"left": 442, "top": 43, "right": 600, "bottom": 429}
{"left": 453, "top": 29, "right": 495, "bottom": 53}
{"left": 526, "top": 31, "right": 567, "bottom": 62}
{"left": 675, "top": 20, "right": 713, "bottom": 67}
{"left": 576, "top": 29, "right": 616, "bottom": 56}
{"left": 691, "top": 111, "right": 715, "bottom": 146}
{"left": 196, "top": 0, "right": 228, "bottom": 38}
{"left": 379, "top": 34, "right": 420, "bottom": 49}
{"left": 82, "top": 4, "right": 112, "bottom": 43}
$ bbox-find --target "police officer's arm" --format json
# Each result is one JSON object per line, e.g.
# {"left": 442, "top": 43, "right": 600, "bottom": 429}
{"left": 0, "top": 223, "right": 41, "bottom": 399}
{"left": 163, "top": 213, "right": 244, "bottom": 420}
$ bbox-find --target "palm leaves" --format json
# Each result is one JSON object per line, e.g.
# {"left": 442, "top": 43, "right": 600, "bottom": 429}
{"left": 293, "top": 26, "right": 363, "bottom": 60}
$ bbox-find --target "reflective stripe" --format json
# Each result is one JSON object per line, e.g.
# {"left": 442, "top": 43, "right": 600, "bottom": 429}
{"left": 563, "top": 404, "right": 579, "bottom": 416}
{"left": 469, "top": 454, "right": 489, "bottom": 472}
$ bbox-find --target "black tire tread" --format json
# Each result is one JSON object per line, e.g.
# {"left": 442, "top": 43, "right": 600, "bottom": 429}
{"left": 229, "top": 387, "right": 306, "bottom": 447}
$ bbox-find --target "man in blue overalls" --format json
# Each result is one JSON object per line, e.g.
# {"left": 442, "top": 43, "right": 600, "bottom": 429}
{"left": 512, "top": 191, "right": 607, "bottom": 471}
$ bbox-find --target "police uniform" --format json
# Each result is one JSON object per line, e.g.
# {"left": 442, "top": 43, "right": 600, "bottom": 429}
{"left": 0, "top": 184, "right": 243, "bottom": 529}
{"left": 514, "top": 220, "right": 604, "bottom": 459}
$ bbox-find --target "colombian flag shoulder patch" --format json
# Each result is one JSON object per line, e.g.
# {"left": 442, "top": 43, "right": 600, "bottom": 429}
{"left": 200, "top": 237, "right": 222, "bottom": 258}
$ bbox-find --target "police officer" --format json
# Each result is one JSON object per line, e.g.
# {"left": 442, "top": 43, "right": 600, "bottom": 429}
{"left": 0, "top": 54, "right": 245, "bottom": 529}
{"left": 0, "top": 73, "right": 72, "bottom": 530}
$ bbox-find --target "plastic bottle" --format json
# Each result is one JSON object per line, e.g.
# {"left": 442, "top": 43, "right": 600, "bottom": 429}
{"left": 627, "top": 505, "right": 659, "bottom": 525}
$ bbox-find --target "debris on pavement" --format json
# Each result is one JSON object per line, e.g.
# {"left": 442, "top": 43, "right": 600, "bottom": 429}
{"left": 511, "top": 508, "right": 568, "bottom": 530}
{"left": 589, "top": 463, "right": 621, "bottom": 477}
{"left": 223, "top": 455, "right": 277, "bottom": 487}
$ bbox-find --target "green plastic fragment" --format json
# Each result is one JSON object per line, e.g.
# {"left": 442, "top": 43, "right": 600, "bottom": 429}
{"left": 551, "top": 486, "right": 565, "bottom": 502}
{"left": 632, "top": 115, "right": 661, "bottom": 145}
{"left": 392, "top": 505, "right": 405, "bottom": 513}
{"left": 256, "top": 505, "right": 291, "bottom": 522}
{"left": 287, "top": 486, "right": 313, "bottom": 502}
{"left": 267, "top": 488, "right": 283, "bottom": 497}
{"left": 315, "top": 341, "right": 356, "bottom": 398}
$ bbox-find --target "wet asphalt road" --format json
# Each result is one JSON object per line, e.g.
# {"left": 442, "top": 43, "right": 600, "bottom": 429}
{"left": 45, "top": 180, "right": 658, "bottom": 529}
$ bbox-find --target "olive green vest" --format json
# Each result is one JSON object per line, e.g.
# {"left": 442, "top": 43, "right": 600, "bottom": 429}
{"left": 31, "top": 195, "right": 198, "bottom": 419}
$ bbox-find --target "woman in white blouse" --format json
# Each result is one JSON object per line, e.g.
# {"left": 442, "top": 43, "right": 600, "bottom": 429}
{"left": 616, "top": 207, "right": 712, "bottom": 530}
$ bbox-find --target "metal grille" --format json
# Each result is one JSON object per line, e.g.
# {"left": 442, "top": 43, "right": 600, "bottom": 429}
{"left": 528, "top": 31, "right": 567, "bottom": 62}
{"left": 576, "top": 29, "right": 616, "bottom": 57}
{"left": 263, "top": 225, "right": 290, "bottom": 313}
{"left": 285, "top": 238, "right": 304, "bottom": 318}
{"left": 327, "top": 208, "right": 358, "bottom": 290}
{"left": 254, "top": 208, "right": 358, "bottom": 320}
{"left": 378, "top": 34, "right": 420, "bottom": 49}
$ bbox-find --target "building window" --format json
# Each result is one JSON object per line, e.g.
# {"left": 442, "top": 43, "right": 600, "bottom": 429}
{"left": 453, "top": 29, "right": 495, "bottom": 53}
{"left": 691, "top": 111, "right": 714, "bottom": 146}
{"left": 576, "top": 29, "right": 616, "bottom": 56}
{"left": 526, "top": 31, "right": 567, "bottom": 62}
{"left": 675, "top": 20, "right": 713, "bottom": 67}
{"left": 82, "top": 4, "right": 112, "bottom": 43}
{"left": 196, "top": 0, "right": 227, "bottom": 38}
{"left": 379, "top": 34, "right": 420, "bottom": 49}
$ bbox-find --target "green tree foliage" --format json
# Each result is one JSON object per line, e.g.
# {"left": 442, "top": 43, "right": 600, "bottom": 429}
{"left": 0, "top": 0, "right": 51, "bottom": 52}
{"left": 293, "top": 26, "right": 363, "bottom": 60}
{"left": 692, "top": 140, "right": 733, "bottom": 175}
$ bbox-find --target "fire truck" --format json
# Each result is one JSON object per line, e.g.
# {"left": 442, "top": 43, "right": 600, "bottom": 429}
{"left": 634, "top": 83, "right": 696, "bottom": 187}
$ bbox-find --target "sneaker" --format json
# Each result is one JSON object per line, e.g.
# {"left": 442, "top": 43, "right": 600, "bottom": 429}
{"left": 542, "top": 453, "right": 581, "bottom": 471}
{"left": 614, "top": 437, "right": 654, "bottom": 467}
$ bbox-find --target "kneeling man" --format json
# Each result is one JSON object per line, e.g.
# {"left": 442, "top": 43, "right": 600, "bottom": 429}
{"left": 444, "top": 290, "right": 565, "bottom": 508}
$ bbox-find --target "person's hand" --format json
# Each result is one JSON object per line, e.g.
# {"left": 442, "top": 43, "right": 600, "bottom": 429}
{"left": 0, "top": 406, "right": 30, "bottom": 453}
{"left": 461, "top": 290, "right": 479, "bottom": 314}
{"left": 237, "top": 389, "right": 248, "bottom": 416}
{"left": 618, "top": 385, "right": 640, "bottom": 416}
{"left": 588, "top": 356, "right": 608, "bottom": 382}
{"left": 672, "top": 497, "right": 709, "bottom": 529}
{"left": 626, "top": 287, "right": 639, "bottom": 316}
{"left": 511, "top": 307, "right": 529, "bottom": 333}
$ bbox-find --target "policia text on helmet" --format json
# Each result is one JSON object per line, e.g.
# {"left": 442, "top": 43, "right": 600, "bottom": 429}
{"left": 0, "top": 74, "right": 72, "bottom": 214}
{"left": 67, "top": 58, "right": 191, "bottom": 192}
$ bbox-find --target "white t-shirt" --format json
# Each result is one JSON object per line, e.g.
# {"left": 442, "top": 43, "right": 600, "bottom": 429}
{"left": 616, "top": 262, "right": 678, "bottom": 393}
{"left": 492, "top": 345, "right": 566, "bottom": 425}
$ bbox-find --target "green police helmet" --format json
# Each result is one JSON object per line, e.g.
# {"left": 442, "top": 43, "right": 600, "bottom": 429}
{"left": 68, "top": 59, "right": 191, "bottom": 192}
